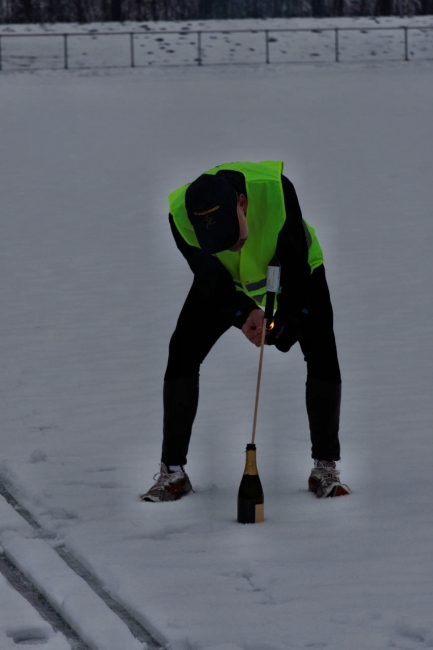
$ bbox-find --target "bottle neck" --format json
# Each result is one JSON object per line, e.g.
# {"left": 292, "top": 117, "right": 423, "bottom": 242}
{"left": 244, "top": 445, "right": 258, "bottom": 475}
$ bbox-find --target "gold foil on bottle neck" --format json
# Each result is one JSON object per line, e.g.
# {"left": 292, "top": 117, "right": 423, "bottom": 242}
{"left": 244, "top": 449, "right": 258, "bottom": 475}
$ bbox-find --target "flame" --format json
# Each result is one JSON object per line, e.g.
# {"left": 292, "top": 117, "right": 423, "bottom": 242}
{"left": 267, "top": 319, "right": 275, "bottom": 331}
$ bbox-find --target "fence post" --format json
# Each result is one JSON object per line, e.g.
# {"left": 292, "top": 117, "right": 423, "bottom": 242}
{"left": 130, "top": 32, "right": 135, "bottom": 67}
{"left": 265, "top": 30, "right": 270, "bottom": 64}
{"left": 335, "top": 28, "right": 340, "bottom": 62}
{"left": 63, "top": 34, "right": 68, "bottom": 70}
{"left": 197, "top": 31, "right": 202, "bottom": 66}
{"left": 404, "top": 26, "right": 409, "bottom": 61}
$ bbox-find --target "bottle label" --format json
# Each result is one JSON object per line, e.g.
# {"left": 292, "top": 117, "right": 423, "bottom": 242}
{"left": 255, "top": 503, "right": 264, "bottom": 523}
{"left": 237, "top": 499, "right": 265, "bottom": 524}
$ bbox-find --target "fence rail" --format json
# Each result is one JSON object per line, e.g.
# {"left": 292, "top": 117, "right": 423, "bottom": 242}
{"left": 0, "top": 25, "right": 432, "bottom": 70}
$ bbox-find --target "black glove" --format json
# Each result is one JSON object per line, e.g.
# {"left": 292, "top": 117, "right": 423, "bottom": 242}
{"left": 267, "top": 309, "right": 308, "bottom": 353}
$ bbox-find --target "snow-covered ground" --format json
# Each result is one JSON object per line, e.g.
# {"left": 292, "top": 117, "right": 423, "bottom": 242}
{"left": 0, "top": 571, "right": 71, "bottom": 649}
{"left": 0, "top": 15, "right": 432, "bottom": 69}
{"left": 1, "top": 18, "right": 433, "bottom": 649}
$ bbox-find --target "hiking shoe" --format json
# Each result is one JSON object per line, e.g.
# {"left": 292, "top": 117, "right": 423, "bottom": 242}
{"left": 308, "top": 461, "right": 351, "bottom": 498}
{"left": 140, "top": 463, "right": 193, "bottom": 502}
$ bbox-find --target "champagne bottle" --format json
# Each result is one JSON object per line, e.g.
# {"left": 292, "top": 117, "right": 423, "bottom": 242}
{"left": 237, "top": 443, "right": 264, "bottom": 524}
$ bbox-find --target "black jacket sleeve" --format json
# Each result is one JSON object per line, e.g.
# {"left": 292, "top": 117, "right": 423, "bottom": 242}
{"left": 275, "top": 176, "right": 311, "bottom": 316}
{"left": 169, "top": 214, "right": 258, "bottom": 328}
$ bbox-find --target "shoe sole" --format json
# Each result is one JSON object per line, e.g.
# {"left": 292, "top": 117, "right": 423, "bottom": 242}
{"left": 326, "top": 483, "right": 351, "bottom": 498}
{"left": 140, "top": 479, "right": 193, "bottom": 503}
{"left": 139, "top": 492, "right": 190, "bottom": 502}
{"left": 308, "top": 479, "right": 351, "bottom": 498}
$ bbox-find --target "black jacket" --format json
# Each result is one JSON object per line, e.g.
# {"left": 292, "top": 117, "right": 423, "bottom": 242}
{"left": 169, "top": 170, "right": 311, "bottom": 328}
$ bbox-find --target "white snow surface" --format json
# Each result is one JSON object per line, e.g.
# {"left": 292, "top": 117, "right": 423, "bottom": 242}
{"left": 0, "top": 569, "right": 71, "bottom": 650}
{"left": 1, "top": 528, "right": 146, "bottom": 650}
{"left": 1, "top": 17, "right": 433, "bottom": 650}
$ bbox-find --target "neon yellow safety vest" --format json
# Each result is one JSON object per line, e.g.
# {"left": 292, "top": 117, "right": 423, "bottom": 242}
{"left": 169, "top": 160, "right": 323, "bottom": 307}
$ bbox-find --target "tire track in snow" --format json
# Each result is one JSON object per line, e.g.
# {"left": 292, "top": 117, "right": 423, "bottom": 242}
{"left": 0, "top": 553, "right": 90, "bottom": 650}
{"left": 0, "top": 477, "right": 164, "bottom": 650}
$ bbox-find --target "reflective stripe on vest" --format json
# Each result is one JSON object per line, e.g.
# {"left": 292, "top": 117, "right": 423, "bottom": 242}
{"left": 168, "top": 161, "right": 323, "bottom": 307}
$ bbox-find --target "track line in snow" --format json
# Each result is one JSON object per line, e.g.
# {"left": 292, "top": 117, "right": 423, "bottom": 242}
{"left": 0, "top": 477, "right": 42, "bottom": 530}
{"left": 0, "top": 477, "right": 165, "bottom": 650}
{"left": 0, "top": 553, "right": 90, "bottom": 650}
{"left": 55, "top": 547, "right": 165, "bottom": 649}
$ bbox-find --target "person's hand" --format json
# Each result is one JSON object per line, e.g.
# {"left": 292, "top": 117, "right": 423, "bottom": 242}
{"left": 241, "top": 309, "right": 265, "bottom": 347}
{"left": 267, "top": 310, "right": 307, "bottom": 353}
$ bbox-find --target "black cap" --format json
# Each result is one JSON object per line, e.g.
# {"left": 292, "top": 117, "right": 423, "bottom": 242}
{"left": 185, "top": 174, "right": 239, "bottom": 254}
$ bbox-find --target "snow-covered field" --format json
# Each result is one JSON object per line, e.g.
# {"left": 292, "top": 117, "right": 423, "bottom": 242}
{"left": 1, "top": 18, "right": 433, "bottom": 650}
{"left": 0, "top": 16, "right": 432, "bottom": 69}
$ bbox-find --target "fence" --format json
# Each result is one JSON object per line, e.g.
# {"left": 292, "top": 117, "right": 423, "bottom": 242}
{"left": 0, "top": 25, "right": 432, "bottom": 70}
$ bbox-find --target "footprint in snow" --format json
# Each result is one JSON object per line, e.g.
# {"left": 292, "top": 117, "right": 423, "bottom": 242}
{"left": 392, "top": 617, "right": 433, "bottom": 648}
{"left": 7, "top": 626, "right": 50, "bottom": 645}
{"left": 31, "top": 449, "right": 47, "bottom": 463}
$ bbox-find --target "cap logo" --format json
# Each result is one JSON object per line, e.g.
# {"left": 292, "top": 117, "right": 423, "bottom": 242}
{"left": 192, "top": 205, "right": 220, "bottom": 217}
{"left": 204, "top": 216, "right": 216, "bottom": 229}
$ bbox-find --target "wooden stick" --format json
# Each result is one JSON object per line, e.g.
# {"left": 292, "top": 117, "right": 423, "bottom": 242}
{"left": 251, "top": 318, "right": 268, "bottom": 446}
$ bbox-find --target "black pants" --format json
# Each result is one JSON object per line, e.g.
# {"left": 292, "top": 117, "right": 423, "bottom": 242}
{"left": 162, "top": 265, "right": 341, "bottom": 466}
